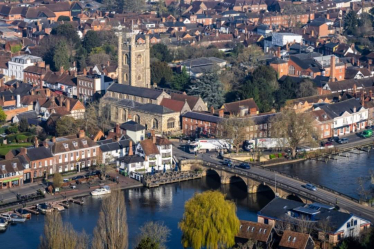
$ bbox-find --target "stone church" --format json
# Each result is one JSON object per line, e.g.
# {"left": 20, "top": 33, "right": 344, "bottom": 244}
{"left": 117, "top": 33, "right": 151, "bottom": 88}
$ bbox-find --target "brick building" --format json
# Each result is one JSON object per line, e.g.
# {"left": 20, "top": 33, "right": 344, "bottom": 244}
{"left": 24, "top": 61, "right": 50, "bottom": 88}
{"left": 182, "top": 111, "right": 223, "bottom": 137}
{"left": 0, "top": 157, "right": 25, "bottom": 189}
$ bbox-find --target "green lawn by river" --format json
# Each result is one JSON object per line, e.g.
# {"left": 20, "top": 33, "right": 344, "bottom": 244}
{"left": 0, "top": 143, "right": 32, "bottom": 156}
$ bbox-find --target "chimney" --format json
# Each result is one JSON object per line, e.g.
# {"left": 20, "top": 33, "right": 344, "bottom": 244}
{"left": 45, "top": 64, "right": 50, "bottom": 71}
{"left": 311, "top": 29, "right": 315, "bottom": 37}
{"left": 353, "top": 84, "right": 357, "bottom": 97}
{"left": 107, "top": 61, "right": 110, "bottom": 67}
{"left": 210, "top": 106, "right": 215, "bottom": 114}
{"left": 79, "top": 130, "right": 85, "bottom": 138}
{"left": 277, "top": 47, "right": 281, "bottom": 58}
{"left": 34, "top": 136, "right": 38, "bottom": 148}
{"left": 353, "top": 106, "right": 357, "bottom": 113}
{"left": 361, "top": 92, "right": 365, "bottom": 106}
{"left": 218, "top": 109, "right": 224, "bottom": 118}
{"left": 83, "top": 68, "right": 87, "bottom": 76}
{"left": 329, "top": 56, "right": 336, "bottom": 82}
{"left": 116, "top": 123, "right": 120, "bottom": 134}
{"left": 20, "top": 147, "right": 27, "bottom": 155}
{"left": 357, "top": 59, "right": 361, "bottom": 67}
{"left": 52, "top": 136, "right": 56, "bottom": 143}
{"left": 128, "top": 140, "right": 133, "bottom": 156}
{"left": 16, "top": 94, "right": 21, "bottom": 108}
{"left": 37, "top": 61, "right": 45, "bottom": 68}
{"left": 60, "top": 66, "right": 64, "bottom": 74}
{"left": 368, "top": 59, "right": 372, "bottom": 65}
{"left": 43, "top": 140, "right": 49, "bottom": 148}
{"left": 151, "top": 130, "right": 156, "bottom": 144}
{"left": 66, "top": 98, "right": 70, "bottom": 111}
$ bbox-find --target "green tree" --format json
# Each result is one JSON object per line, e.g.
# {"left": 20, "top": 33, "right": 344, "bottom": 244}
{"left": 120, "top": 0, "right": 145, "bottom": 13}
{"left": 151, "top": 61, "right": 173, "bottom": 86}
{"left": 19, "top": 118, "right": 29, "bottom": 132}
{"left": 6, "top": 124, "right": 18, "bottom": 134}
{"left": 57, "top": 16, "right": 70, "bottom": 21}
{"left": 56, "top": 116, "right": 77, "bottom": 136}
{"left": 179, "top": 191, "right": 240, "bottom": 249}
{"left": 344, "top": 11, "right": 359, "bottom": 35}
{"left": 51, "top": 24, "right": 80, "bottom": 47}
{"left": 150, "top": 43, "right": 173, "bottom": 62}
{"left": 0, "top": 107, "right": 7, "bottom": 124}
{"left": 10, "top": 44, "right": 22, "bottom": 53}
{"left": 53, "top": 40, "right": 70, "bottom": 71}
{"left": 83, "top": 31, "right": 100, "bottom": 54}
{"left": 188, "top": 69, "right": 224, "bottom": 109}
{"left": 53, "top": 173, "right": 63, "bottom": 188}
{"left": 135, "top": 237, "right": 159, "bottom": 249}
{"left": 296, "top": 79, "right": 317, "bottom": 98}
{"left": 274, "top": 77, "right": 297, "bottom": 109}
{"left": 171, "top": 66, "right": 190, "bottom": 90}
{"left": 158, "top": 0, "right": 168, "bottom": 16}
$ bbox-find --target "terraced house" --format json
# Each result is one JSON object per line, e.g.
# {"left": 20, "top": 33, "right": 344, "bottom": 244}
{"left": 48, "top": 130, "right": 100, "bottom": 173}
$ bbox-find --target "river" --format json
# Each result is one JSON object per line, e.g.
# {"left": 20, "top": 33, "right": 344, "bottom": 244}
{"left": 270, "top": 149, "right": 374, "bottom": 199}
{"left": 0, "top": 175, "right": 274, "bottom": 249}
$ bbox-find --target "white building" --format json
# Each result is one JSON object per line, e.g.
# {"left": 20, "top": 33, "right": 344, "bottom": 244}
{"left": 98, "top": 138, "right": 133, "bottom": 166}
{"left": 6, "top": 55, "right": 42, "bottom": 81}
{"left": 265, "top": 33, "right": 303, "bottom": 50}
{"left": 119, "top": 121, "right": 145, "bottom": 143}
{"left": 316, "top": 99, "right": 368, "bottom": 136}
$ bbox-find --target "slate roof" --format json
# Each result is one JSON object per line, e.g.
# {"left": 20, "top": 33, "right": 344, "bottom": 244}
{"left": 51, "top": 137, "right": 98, "bottom": 154}
{"left": 120, "top": 120, "right": 145, "bottom": 132}
{"left": 120, "top": 155, "right": 144, "bottom": 164}
{"left": 0, "top": 158, "right": 24, "bottom": 175}
{"left": 136, "top": 103, "right": 175, "bottom": 114}
{"left": 319, "top": 99, "right": 363, "bottom": 118}
{"left": 107, "top": 84, "right": 164, "bottom": 99}
{"left": 15, "top": 111, "right": 38, "bottom": 120}
{"left": 182, "top": 111, "right": 222, "bottom": 123}
{"left": 26, "top": 147, "right": 53, "bottom": 161}
{"left": 325, "top": 78, "right": 374, "bottom": 92}
{"left": 252, "top": 113, "right": 279, "bottom": 125}
{"left": 97, "top": 137, "right": 132, "bottom": 152}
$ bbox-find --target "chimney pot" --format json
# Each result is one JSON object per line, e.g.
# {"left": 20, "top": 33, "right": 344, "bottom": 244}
{"left": 79, "top": 130, "right": 85, "bottom": 138}
{"left": 34, "top": 136, "right": 38, "bottom": 148}
{"left": 52, "top": 136, "right": 56, "bottom": 143}
{"left": 151, "top": 130, "right": 156, "bottom": 144}
{"left": 218, "top": 109, "right": 224, "bottom": 118}
{"left": 128, "top": 140, "right": 133, "bottom": 156}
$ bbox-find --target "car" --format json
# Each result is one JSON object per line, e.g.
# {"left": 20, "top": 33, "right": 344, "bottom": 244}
{"left": 362, "top": 129, "right": 373, "bottom": 138}
{"left": 338, "top": 138, "right": 349, "bottom": 144}
{"left": 72, "top": 175, "right": 85, "bottom": 181}
{"left": 236, "top": 163, "right": 251, "bottom": 169}
{"left": 322, "top": 141, "right": 333, "bottom": 147}
{"left": 222, "top": 159, "right": 232, "bottom": 165}
{"left": 304, "top": 183, "right": 317, "bottom": 191}
{"left": 63, "top": 179, "right": 69, "bottom": 183}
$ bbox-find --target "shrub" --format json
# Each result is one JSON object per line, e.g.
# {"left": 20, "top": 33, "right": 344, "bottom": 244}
{"left": 7, "top": 135, "right": 16, "bottom": 143}
{"left": 269, "top": 154, "right": 276, "bottom": 159}
{"left": 278, "top": 153, "right": 283, "bottom": 158}
{"left": 16, "top": 134, "right": 27, "bottom": 143}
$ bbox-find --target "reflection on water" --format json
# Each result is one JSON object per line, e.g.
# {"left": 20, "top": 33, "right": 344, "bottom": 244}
{"left": 270, "top": 150, "right": 374, "bottom": 199}
{"left": 1, "top": 175, "right": 274, "bottom": 249}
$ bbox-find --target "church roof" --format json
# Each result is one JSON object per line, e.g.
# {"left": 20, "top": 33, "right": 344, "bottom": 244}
{"left": 107, "top": 84, "right": 165, "bottom": 99}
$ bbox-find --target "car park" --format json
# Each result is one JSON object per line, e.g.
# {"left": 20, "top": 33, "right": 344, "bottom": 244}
{"left": 338, "top": 138, "right": 348, "bottom": 144}
{"left": 236, "top": 163, "right": 250, "bottom": 169}
{"left": 304, "top": 183, "right": 317, "bottom": 191}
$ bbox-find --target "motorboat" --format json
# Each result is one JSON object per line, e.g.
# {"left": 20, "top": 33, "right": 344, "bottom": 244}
{"left": 1, "top": 213, "right": 26, "bottom": 223}
{"left": 91, "top": 185, "right": 111, "bottom": 196}
{"left": 53, "top": 205, "right": 65, "bottom": 212}
{"left": 37, "top": 203, "right": 53, "bottom": 214}
{"left": 0, "top": 217, "right": 8, "bottom": 230}
{"left": 15, "top": 209, "right": 31, "bottom": 219}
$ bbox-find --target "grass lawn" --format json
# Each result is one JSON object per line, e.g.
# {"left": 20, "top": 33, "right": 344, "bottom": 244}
{"left": 0, "top": 143, "right": 33, "bottom": 156}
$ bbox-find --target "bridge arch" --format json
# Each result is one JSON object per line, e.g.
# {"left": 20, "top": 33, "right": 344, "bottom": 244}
{"left": 285, "top": 194, "right": 305, "bottom": 203}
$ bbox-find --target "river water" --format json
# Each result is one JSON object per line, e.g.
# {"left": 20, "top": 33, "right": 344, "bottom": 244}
{"left": 270, "top": 149, "right": 374, "bottom": 199}
{"left": 0, "top": 175, "right": 274, "bottom": 249}
{"left": 2, "top": 151, "right": 373, "bottom": 248}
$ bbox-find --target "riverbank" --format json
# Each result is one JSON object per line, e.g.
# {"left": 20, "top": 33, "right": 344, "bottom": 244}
{"left": 0, "top": 175, "right": 143, "bottom": 213}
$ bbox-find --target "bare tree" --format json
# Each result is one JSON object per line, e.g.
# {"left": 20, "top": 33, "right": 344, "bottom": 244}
{"left": 295, "top": 216, "right": 315, "bottom": 234}
{"left": 135, "top": 221, "right": 171, "bottom": 249}
{"left": 270, "top": 109, "right": 317, "bottom": 158}
{"left": 219, "top": 117, "right": 254, "bottom": 153}
{"left": 233, "top": 239, "right": 256, "bottom": 249}
{"left": 98, "top": 98, "right": 113, "bottom": 132}
{"left": 92, "top": 190, "right": 128, "bottom": 249}
{"left": 274, "top": 215, "right": 293, "bottom": 233}
{"left": 39, "top": 211, "right": 88, "bottom": 249}
{"left": 357, "top": 176, "right": 371, "bottom": 201}
{"left": 317, "top": 218, "right": 332, "bottom": 249}
{"left": 88, "top": 52, "right": 111, "bottom": 66}
{"left": 237, "top": 45, "right": 264, "bottom": 68}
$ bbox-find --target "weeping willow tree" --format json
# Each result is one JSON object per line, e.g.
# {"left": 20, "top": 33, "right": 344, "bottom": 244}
{"left": 179, "top": 191, "right": 240, "bottom": 249}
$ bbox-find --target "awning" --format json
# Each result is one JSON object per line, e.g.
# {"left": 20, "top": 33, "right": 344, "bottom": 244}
{"left": 1, "top": 177, "right": 20, "bottom": 183}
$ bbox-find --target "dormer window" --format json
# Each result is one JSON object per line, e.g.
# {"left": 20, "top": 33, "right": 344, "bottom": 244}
{"left": 1, "top": 165, "right": 4, "bottom": 170}
{"left": 82, "top": 140, "right": 87, "bottom": 145}
{"left": 12, "top": 162, "right": 17, "bottom": 168}
{"left": 63, "top": 143, "right": 68, "bottom": 149}
{"left": 73, "top": 141, "right": 78, "bottom": 147}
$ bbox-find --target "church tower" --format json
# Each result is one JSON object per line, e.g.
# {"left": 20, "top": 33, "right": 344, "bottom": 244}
{"left": 117, "top": 33, "right": 151, "bottom": 88}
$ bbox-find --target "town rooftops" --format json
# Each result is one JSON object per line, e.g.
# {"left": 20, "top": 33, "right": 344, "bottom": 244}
{"left": 120, "top": 155, "right": 144, "bottom": 164}
{"left": 120, "top": 120, "right": 145, "bottom": 132}
{"left": 324, "top": 78, "right": 374, "bottom": 92}
{"left": 279, "top": 230, "right": 312, "bottom": 249}
{"left": 26, "top": 147, "right": 53, "bottom": 161}
{"left": 318, "top": 99, "right": 364, "bottom": 118}
{"left": 0, "top": 157, "right": 24, "bottom": 175}
{"left": 51, "top": 136, "right": 98, "bottom": 154}
{"left": 160, "top": 98, "right": 189, "bottom": 113}
{"left": 182, "top": 111, "right": 222, "bottom": 123}
{"left": 107, "top": 84, "right": 165, "bottom": 99}
{"left": 236, "top": 220, "right": 272, "bottom": 243}
{"left": 139, "top": 139, "right": 160, "bottom": 156}
{"left": 221, "top": 98, "right": 259, "bottom": 114}
{"left": 10, "top": 54, "right": 42, "bottom": 64}
{"left": 170, "top": 92, "right": 201, "bottom": 110}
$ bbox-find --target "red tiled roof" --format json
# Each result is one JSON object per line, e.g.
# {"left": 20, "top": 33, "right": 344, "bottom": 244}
{"left": 160, "top": 98, "right": 186, "bottom": 112}
{"left": 140, "top": 139, "right": 160, "bottom": 156}
{"left": 279, "top": 230, "right": 312, "bottom": 249}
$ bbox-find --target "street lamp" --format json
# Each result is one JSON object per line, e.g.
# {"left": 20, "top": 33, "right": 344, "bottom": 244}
{"left": 275, "top": 173, "right": 277, "bottom": 196}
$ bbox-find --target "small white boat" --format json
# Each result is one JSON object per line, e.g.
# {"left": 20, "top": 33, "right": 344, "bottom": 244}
{"left": 53, "top": 205, "right": 65, "bottom": 212}
{"left": 10, "top": 213, "right": 26, "bottom": 223}
{"left": 15, "top": 209, "right": 31, "bottom": 219}
{"left": 91, "top": 185, "right": 111, "bottom": 196}
{"left": 0, "top": 217, "right": 8, "bottom": 229}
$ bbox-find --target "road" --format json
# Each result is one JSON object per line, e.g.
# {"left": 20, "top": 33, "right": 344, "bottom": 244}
{"left": 172, "top": 139, "right": 374, "bottom": 223}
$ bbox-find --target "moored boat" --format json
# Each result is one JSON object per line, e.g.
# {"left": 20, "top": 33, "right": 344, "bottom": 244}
{"left": 37, "top": 203, "right": 53, "bottom": 214}
{"left": 0, "top": 217, "right": 8, "bottom": 230}
{"left": 15, "top": 209, "right": 32, "bottom": 219}
{"left": 10, "top": 213, "right": 26, "bottom": 223}
{"left": 91, "top": 185, "right": 111, "bottom": 196}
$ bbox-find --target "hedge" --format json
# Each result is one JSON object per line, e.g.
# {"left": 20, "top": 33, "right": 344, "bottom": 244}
{"left": 269, "top": 154, "right": 276, "bottom": 159}
{"left": 16, "top": 135, "right": 27, "bottom": 143}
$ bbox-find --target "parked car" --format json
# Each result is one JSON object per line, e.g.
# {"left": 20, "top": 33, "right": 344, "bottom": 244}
{"left": 222, "top": 159, "right": 232, "bottom": 166}
{"left": 304, "top": 183, "right": 317, "bottom": 191}
{"left": 236, "top": 163, "right": 251, "bottom": 169}
{"left": 321, "top": 141, "right": 333, "bottom": 147}
{"left": 362, "top": 129, "right": 373, "bottom": 138}
{"left": 72, "top": 175, "right": 85, "bottom": 181}
{"left": 338, "top": 138, "right": 349, "bottom": 144}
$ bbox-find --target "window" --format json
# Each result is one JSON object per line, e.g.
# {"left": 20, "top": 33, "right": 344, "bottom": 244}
{"left": 137, "top": 54, "right": 142, "bottom": 64}
{"left": 167, "top": 118, "right": 175, "bottom": 129}
{"left": 289, "top": 66, "right": 295, "bottom": 75}
{"left": 152, "top": 118, "right": 159, "bottom": 129}
{"left": 137, "top": 74, "right": 142, "bottom": 81}
{"left": 63, "top": 143, "right": 68, "bottom": 149}
{"left": 82, "top": 140, "right": 87, "bottom": 145}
